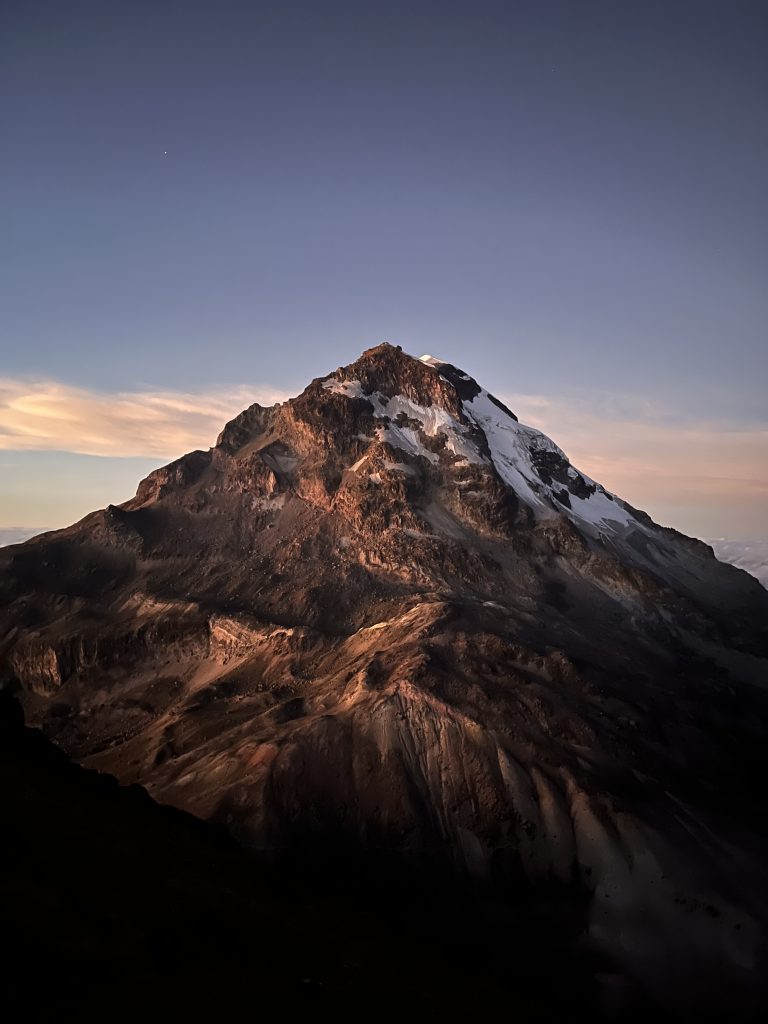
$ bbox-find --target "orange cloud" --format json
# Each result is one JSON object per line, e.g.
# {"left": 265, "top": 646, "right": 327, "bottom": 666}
{"left": 0, "top": 379, "right": 288, "bottom": 459}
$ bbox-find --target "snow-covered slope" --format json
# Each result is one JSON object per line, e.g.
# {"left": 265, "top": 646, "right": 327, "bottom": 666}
{"left": 325, "top": 350, "right": 640, "bottom": 540}
{"left": 461, "top": 386, "right": 636, "bottom": 533}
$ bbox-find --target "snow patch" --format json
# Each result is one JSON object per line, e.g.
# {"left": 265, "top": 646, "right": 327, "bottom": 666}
{"left": 567, "top": 487, "right": 635, "bottom": 532}
{"left": 326, "top": 376, "right": 481, "bottom": 466}
{"left": 376, "top": 423, "right": 437, "bottom": 463}
{"left": 322, "top": 377, "right": 365, "bottom": 398}
{"left": 371, "top": 392, "right": 481, "bottom": 464}
{"left": 383, "top": 459, "right": 414, "bottom": 475}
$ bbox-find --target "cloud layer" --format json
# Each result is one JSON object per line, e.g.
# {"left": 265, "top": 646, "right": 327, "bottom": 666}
{"left": 0, "top": 378, "right": 288, "bottom": 459}
{"left": 0, "top": 526, "right": 47, "bottom": 548}
{"left": 709, "top": 540, "right": 768, "bottom": 589}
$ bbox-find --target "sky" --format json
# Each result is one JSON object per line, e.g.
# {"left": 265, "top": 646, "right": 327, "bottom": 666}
{"left": 1, "top": 0, "right": 766, "bottom": 538}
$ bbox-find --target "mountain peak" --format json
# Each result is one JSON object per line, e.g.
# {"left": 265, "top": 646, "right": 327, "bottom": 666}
{"left": 136, "top": 343, "right": 697, "bottom": 554}
{"left": 299, "top": 344, "right": 647, "bottom": 543}
{"left": 324, "top": 342, "right": 475, "bottom": 417}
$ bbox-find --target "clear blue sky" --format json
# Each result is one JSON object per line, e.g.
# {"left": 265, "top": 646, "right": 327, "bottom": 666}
{"left": 1, "top": 1, "right": 766, "bottom": 536}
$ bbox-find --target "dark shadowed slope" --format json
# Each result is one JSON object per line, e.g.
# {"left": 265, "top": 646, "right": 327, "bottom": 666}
{"left": 2, "top": 344, "right": 767, "bottom": 1018}
{"left": 1, "top": 691, "right": 604, "bottom": 1020}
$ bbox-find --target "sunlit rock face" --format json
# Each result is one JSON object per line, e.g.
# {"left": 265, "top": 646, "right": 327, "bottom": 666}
{"left": 2, "top": 343, "right": 768, "bottom": 1019}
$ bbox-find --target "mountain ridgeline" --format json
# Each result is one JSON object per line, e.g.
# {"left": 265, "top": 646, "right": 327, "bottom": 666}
{"left": 2, "top": 344, "right": 767, "bottom": 1019}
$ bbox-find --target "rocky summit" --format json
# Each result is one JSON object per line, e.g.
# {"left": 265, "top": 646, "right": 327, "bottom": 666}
{"left": 2, "top": 343, "right": 768, "bottom": 1019}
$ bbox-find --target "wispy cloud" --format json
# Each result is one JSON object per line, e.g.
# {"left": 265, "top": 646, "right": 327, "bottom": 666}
{"left": 0, "top": 378, "right": 289, "bottom": 459}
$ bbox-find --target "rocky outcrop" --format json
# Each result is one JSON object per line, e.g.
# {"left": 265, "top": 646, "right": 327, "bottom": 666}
{"left": 135, "top": 449, "right": 212, "bottom": 504}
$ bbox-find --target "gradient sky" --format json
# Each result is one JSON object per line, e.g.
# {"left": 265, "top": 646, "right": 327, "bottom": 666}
{"left": 1, "top": 1, "right": 766, "bottom": 537}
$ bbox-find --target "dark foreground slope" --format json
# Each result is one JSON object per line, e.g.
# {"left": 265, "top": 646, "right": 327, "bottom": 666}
{"left": 2, "top": 344, "right": 768, "bottom": 1018}
{"left": 1, "top": 692, "right": 602, "bottom": 1021}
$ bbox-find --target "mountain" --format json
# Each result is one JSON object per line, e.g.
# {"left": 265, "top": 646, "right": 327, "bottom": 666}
{"left": 2, "top": 343, "right": 767, "bottom": 1018}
